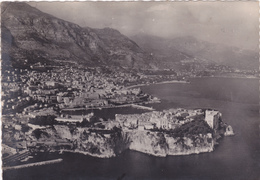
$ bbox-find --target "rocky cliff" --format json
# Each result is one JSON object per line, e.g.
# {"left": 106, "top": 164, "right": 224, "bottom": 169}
{"left": 127, "top": 130, "right": 214, "bottom": 157}
{"left": 30, "top": 125, "right": 130, "bottom": 158}
{"left": 29, "top": 122, "right": 226, "bottom": 158}
{"left": 28, "top": 111, "right": 233, "bottom": 157}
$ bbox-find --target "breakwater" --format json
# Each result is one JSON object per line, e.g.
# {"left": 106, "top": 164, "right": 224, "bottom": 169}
{"left": 3, "top": 158, "right": 63, "bottom": 171}
{"left": 130, "top": 104, "right": 154, "bottom": 110}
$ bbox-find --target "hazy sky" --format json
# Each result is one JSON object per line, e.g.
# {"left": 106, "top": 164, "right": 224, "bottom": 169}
{"left": 28, "top": 1, "right": 259, "bottom": 50}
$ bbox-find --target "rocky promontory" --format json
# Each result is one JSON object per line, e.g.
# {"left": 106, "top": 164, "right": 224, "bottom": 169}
{"left": 26, "top": 108, "right": 234, "bottom": 158}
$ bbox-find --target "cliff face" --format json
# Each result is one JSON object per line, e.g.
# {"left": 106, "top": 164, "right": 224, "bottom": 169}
{"left": 126, "top": 130, "right": 213, "bottom": 157}
{"left": 53, "top": 125, "right": 120, "bottom": 158}
{"left": 166, "top": 134, "right": 214, "bottom": 155}
{"left": 127, "top": 131, "right": 168, "bottom": 157}
{"left": 30, "top": 125, "right": 130, "bottom": 158}
{"left": 28, "top": 111, "right": 232, "bottom": 158}
{"left": 2, "top": 2, "right": 153, "bottom": 69}
{"left": 29, "top": 125, "right": 215, "bottom": 158}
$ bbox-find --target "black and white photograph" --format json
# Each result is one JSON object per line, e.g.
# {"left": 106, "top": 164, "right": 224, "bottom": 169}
{"left": 1, "top": 1, "right": 259, "bottom": 179}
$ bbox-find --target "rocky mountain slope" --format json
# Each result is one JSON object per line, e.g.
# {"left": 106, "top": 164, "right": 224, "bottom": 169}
{"left": 132, "top": 34, "right": 258, "bottom": 70}
{"left": 2, "top": 2, "right": 257, "bottom": 72}
{"left": 1, "top": 2, "right": 153, "bottom": 69}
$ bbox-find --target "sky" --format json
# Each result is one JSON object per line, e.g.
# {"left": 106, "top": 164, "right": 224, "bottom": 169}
{"left": 28, "top": 1, "right": 259, "bottom": 51}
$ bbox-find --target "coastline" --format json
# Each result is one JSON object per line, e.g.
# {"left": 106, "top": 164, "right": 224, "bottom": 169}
{"left": 126, "top": 76, "right": 259, "bottom": 91}
{"left": 197, "top": 75, "right": 259, "bottom": 80}
{"left": 61, "top": 102, "right": 156, "bottom": 112}
{"left": 129, "top": 146, "right": 214, "bottom": 157}
{"left": 61, "top": 104, "right": 131, "bottom": 111}
{"left": 61, "top": 149, "right": 116, "bottom": 158}
{"left": 42, "top": 145, "right": 214, "bottom": 159}
{"left": 126, "top": 80, "right": 189, "bottom": 89}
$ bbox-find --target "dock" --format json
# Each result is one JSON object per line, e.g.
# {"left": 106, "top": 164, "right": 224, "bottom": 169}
{"left": 3, "top": 150, "right": 30, "bottom": 165}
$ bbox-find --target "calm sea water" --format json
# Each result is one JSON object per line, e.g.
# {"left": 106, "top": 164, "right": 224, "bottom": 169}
{"left": 4, "top": 77, "right": 260, "bottom": 180}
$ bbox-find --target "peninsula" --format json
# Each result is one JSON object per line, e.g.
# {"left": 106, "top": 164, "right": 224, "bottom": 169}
{"left": 6, "top": 108, "right": 234, "bottom": 160}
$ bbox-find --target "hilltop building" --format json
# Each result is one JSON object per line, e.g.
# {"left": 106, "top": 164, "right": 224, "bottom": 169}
{"left": 205, "top": 110, "right": 221, "bottom": 129}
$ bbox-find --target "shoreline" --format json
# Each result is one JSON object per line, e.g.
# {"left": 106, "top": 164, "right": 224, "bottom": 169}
{"left": 61, "top": 102, "right": 156, "bottom": 112}
{"left": 129, "top": 146, "right": 214, "bottom": 157}
{"left": 195, "top": 75, "right": 259, "bottom": 80}
{"left": 60, "top": 149, "right": 116, "bottom": 158}
{"left": 61, "top": 104, "right": 133, "bottom": 111}
{"left": 29, "top": 145, "right": 214, "bottom": 160}
{"left": 126, "top": 80, "right": 189, "bottom": 89}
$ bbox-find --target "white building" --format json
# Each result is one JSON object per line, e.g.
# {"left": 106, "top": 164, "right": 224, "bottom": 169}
{"left": 205, "top": 110, "right": 221, "bottom": 129}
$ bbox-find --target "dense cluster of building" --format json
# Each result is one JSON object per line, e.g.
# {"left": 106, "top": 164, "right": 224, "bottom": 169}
{"left": 115, "top": 109, "right": 220, "bottom": 131}
{"left": 2, "top": 65, "right": 158, "bottom": 115}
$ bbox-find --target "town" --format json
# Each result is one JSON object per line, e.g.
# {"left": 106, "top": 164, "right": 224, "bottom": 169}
{"left": 2, "top": 64, "right": 178, "bottom": 167}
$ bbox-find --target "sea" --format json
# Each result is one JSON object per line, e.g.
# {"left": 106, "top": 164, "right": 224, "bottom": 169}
{"left": 4, "top": 77, "right": 260, "bottom": 180}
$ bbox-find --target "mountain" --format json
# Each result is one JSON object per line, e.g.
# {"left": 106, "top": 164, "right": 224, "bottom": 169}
{"left": 2, "top": 2, "right": 257, "bottom": 72}
{"left": 131, "top": 34, "right": 196, "bottom": 69}
{"left": 1, "top": 2, "right": 153, "bottom": 69}
{"left": 132, "top": 34, "right": 258, "bottom": 70}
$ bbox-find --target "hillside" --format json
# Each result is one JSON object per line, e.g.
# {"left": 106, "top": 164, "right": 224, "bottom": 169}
{"left": 2, "top": 2, "right": 257, "bottom": 73}
{"left": 1, "top": 2, "right": 153, "bottom": 69}
{"left": 132, "top": 34, "right": 258, "bottom": 71}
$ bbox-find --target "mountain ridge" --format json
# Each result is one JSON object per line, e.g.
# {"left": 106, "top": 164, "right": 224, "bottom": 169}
{"left": 2, "top": 2, "right": 257, "bottom": 72}
{"left": 1, "top": 2, "right": 153, "bottom": 69}
{"left": 131, "top": 33, "right": 258, "bottom": 70}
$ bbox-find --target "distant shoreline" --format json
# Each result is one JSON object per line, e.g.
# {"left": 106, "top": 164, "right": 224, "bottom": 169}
{"left": 126, "top": 75, "right": 259, "bottom": 90}
{"left": 195, "top": 75, "right": 259, "bottom": 80}
{"left": 126, "top": 80, "right": 189, "bottom": 89}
